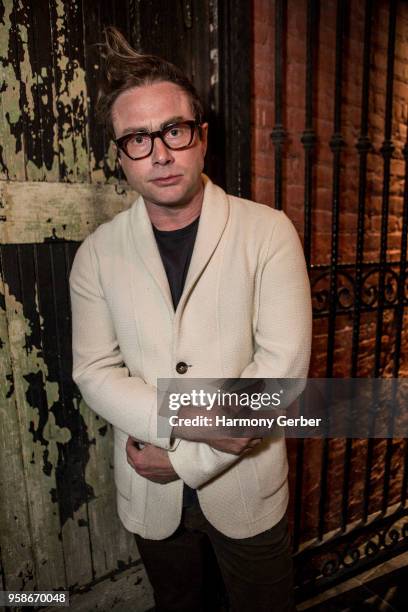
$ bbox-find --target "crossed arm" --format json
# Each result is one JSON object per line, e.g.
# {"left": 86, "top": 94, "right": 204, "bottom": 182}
{"left": 125, "top": 401, "right": 264, "bottom": 484}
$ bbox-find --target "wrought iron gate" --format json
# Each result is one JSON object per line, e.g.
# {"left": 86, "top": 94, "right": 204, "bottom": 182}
{"left": 267, "top": 0, "right": 408, "bottom": 600}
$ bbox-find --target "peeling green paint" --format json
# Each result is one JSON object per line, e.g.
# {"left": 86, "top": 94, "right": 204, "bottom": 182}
{"left": 0, "top": 280, "right": 14, "bottom": 406}
{"left": 54, "top": 0, "right": 89, "bottom": 182}
{"left": 0, "top": 181, "right": 137, "bottom": 244}
{"left": 0, "top": 0, "right": 123, "bottom": 184}
{"left": 79, "top": 397, "right": 113, "bottom": 497}
{"left": 17, "top": 8, "right": 36, "bottom": 125}
{"left": 0, "top": 1, "right": 25, "bottom": 179}
{"left": 0, "top": 268, "right": 38, "bottom": 590}
{"left": 0, "top": 0, "right": 62, "bottom": 181}
{"left": 5, "top": 282, "right": 72, "bottom": 474}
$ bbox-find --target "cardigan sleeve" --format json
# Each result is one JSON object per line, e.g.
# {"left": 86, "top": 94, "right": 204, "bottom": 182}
{"left": 168, "top": 211, "right": 312, "bottom": 489}
{"left": 69, "top": 235, "right": 179, "bottom": 451}
{"left": 239, "top": 211, "right": 312, "bottom": 380}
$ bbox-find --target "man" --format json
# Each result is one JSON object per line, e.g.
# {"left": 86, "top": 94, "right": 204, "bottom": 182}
{"left": 70, "top": 26, "right": 312, "bottom": 612}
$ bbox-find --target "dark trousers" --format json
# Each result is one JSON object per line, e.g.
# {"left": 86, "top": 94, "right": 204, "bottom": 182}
{"left": 135, "top": 503, "right": 296, "bottom": 612}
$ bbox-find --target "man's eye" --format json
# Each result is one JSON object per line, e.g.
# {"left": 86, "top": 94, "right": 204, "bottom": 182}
{"left": 169, "top": 128, "right": 180, "bottom": 137}
{"left": 131, "top": 134, "right": 148, "bottom": 145}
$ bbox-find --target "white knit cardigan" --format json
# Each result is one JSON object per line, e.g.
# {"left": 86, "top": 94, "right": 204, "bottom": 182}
{"left": 70, "top": 176, "right": 312, "bottom": 539}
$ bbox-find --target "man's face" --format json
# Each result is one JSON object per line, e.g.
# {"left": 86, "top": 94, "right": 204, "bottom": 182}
{"left": 111, "top": 81, "right": 208, "bottom": 208}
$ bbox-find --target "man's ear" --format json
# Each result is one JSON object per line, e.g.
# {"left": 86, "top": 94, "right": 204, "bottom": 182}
{"left": 200, "top": 122, "right": 209, "bottom": 156}
{"left": 112, "top": 138, "right": 121, "bottom": 164}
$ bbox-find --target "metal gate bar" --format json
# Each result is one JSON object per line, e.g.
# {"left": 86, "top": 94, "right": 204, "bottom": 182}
{"left": 271, "top": 0, "right": 286, "bottom": 211}
{"left": 379, "top": 0, "right": 397, "bottom": 519}
{"left": 351, "top": 0, "right": 373, "bottom": 379}
{"left": 363, "top": 0, "right": 397, "bottom": 527}
{"left": 317, "top": 0, "right": 347, "bottom": 545}
{"left": 301, "top": 0, "right": 318, "bottom": 268}
{"left": 345, "top": 0, "right": 373, "bottom": 535}
{"left": 293, "top": 0, "right": 319, "bottom": 554}
{"left": 396, "top": 125, "right": 408, "bottom": 512}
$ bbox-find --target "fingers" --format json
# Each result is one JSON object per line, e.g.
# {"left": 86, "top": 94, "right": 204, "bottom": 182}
{"left": 208, "top": 436, "right": 263, "bottom": 455}
{"left": 235, "top": 437, "right": 262, "bottom": 451}
{"left": 241, "top": 438, "right": 263, "bottom": 455}
{"left": 237, "top": 440, "right": 261, "bottom": 455}
{"left": 126, "top": 437, "right": 141, "bottom": 469}
{"left": 246, "top": 437, "right": 263, "bottom": 449}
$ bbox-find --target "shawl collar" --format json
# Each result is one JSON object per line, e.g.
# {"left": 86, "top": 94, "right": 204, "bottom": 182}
{"left": 129, "top": 175, "right": 230, "bottom": 317}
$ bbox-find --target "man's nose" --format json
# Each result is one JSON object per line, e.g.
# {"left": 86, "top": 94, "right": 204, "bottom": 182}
{"left": 151, "top": 136, "right": 174, "bottom": 164}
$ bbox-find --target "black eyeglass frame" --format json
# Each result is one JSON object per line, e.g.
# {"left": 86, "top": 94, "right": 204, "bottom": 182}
{"left": 114, "top": 120, "right": 202, "bottom": 161}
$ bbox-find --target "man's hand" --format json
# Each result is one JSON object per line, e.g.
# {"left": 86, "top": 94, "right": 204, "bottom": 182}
{"left": 206, "top": 437, "right": 263, "bottom": 455}
{"left": 126, "top": 437, "right": 180, "bottom": 484}
{"left": 170, "top": 414, "right": 263, "bottom": 455}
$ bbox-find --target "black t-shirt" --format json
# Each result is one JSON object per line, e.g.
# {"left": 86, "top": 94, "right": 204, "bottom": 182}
{"left": 152, "top": 216, "right": 200, "bottom": 506}
{"left": 152, "top": 216, "right": 199, "bottom": 309}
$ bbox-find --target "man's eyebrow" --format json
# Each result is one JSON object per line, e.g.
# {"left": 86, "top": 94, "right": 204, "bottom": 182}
{"left": 120, "top": 126, "right": 149, "bottom": 135}
{"left": 160, "top": 116, "right": 185, "bottom": 129}
{"left": 120, "top": 116, "right": 188, "bottom": 136}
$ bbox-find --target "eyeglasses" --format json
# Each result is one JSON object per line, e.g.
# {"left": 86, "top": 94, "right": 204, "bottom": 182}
{"left": 114, "top": 120, "right": 202, "bottom": 160}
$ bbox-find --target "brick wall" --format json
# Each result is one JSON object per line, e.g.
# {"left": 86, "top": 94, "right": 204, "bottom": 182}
{"left": 252, "top": 0, "right": 408, "bottom": 540}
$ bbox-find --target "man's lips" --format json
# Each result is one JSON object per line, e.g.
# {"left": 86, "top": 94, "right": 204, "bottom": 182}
{"left": 150, "top": 175, "right": 183, "bottom": 186}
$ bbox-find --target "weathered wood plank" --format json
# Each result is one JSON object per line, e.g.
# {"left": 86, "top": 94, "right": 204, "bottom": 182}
{"left": 2, "top": 240, "right": 140, "bottom": 590}
{"left": 44, "top": 563, "right": 154, "bottom": 612}
{"left": 79, "top": 399, "right": 140, "bottom": 580}
{"left": 0, "top": 181, "right": 137, "bottom": 244}
{"left": 0, "top": 262, "right": 37, "bottom": 591}
{"left": 2, "top": 248, "right": 68, "bottom": 589}
{"left": 82, "top": 0, "right": 113, "bottom": 184}
{"left": 82, "top": 0, "right": 134, "bottom": 184}
{"left": 33, "top": 243, "right": 93, "bottom": 587}
{"left": 0, "top": 556, "right": 5, "bottom": 612}
{"left": 0, "top": 555, "right": 5, "bottom": 591}
{"left": 49, "top": 0, "right": 90, "bottom": 182}
{"left": 13, "top": 0, "right": 51, "bottom": 182}
{"left": 23, "top": 0, "right": 60, "bottom": 182}
{"left": 0, "top": 0, "right": 61, "bottom": 182}
{"left": 0, "top": 1, "right": 27, "bottom": 181}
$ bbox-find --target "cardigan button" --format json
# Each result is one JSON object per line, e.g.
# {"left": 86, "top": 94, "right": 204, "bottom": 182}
{"left": 176, "top": 361, "right": 188, "bottom": 375}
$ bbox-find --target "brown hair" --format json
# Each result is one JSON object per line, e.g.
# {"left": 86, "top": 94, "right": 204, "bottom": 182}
{"left": 96, "top": 26, "right": 204, "bottom": 137}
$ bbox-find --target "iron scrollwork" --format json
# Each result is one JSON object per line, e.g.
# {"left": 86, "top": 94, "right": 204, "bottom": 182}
{"left": 296, "top": 513, "right": 408, "bottom": 593}
{"left": 311, "top": 263, "right": 406, "bottom": 316}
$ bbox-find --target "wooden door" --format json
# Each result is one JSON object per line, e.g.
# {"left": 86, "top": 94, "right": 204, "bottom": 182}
{"left": 0, "top": 0, "right": 251, "bottom": 598}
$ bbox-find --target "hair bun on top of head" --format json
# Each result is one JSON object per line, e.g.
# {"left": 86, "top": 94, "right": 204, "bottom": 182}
{"left": 100, "top": 26, "right": 150, "bottom": 84}
{"left": 96, "top": 26, "right": 204, "bottom": 136}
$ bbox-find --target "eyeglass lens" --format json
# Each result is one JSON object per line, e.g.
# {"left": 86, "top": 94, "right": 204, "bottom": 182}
{"left": 123, "top": 123, "right": 194, "bottom": 159}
